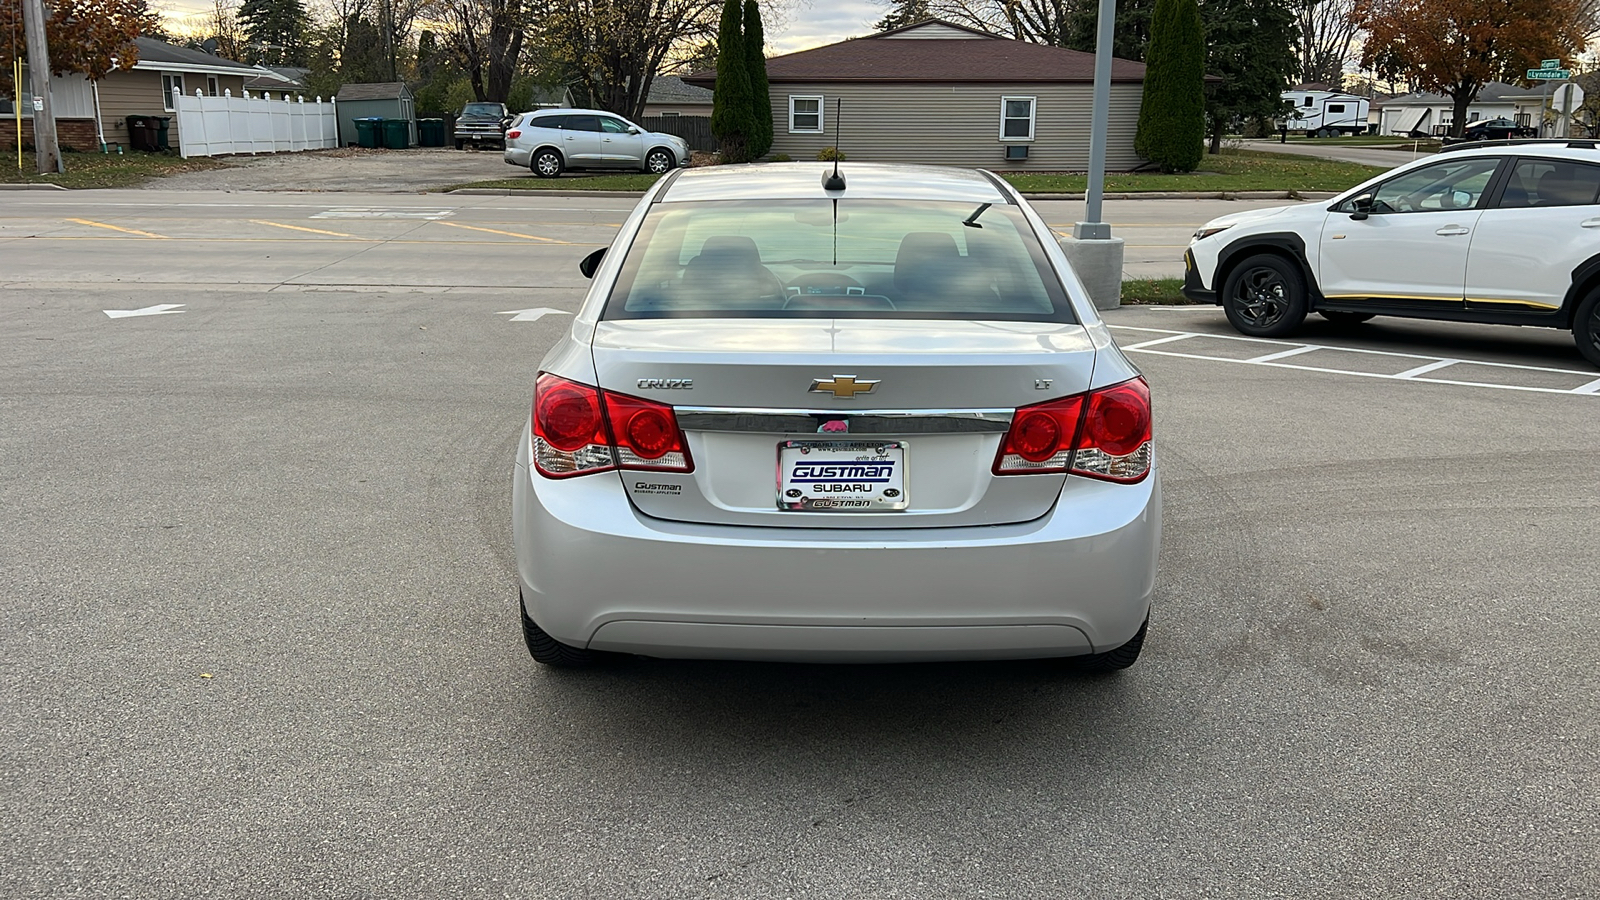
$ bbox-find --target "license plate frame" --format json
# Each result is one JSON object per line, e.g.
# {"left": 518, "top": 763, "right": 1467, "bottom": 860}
{"left": 776, "top": 440, "right": 908, "bottom": 512}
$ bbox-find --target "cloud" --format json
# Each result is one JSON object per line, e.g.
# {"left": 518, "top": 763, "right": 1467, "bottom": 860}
{"left": 768, "top": 0, "right": 881, "bottom": 53}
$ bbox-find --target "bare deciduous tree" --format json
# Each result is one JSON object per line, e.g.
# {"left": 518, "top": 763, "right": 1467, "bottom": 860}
{"left": 1295, "top": 0, "right": 1358, "bottom": 86}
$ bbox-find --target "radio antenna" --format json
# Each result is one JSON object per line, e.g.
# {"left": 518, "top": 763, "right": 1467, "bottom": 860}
{"left": 822, "top": 98, "right": 845, "bottom": 191}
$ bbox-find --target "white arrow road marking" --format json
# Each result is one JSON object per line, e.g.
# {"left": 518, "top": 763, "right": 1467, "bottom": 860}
{"left": 104, "top": 303, "right": 186, "bottom": 319}
{"left": 498, "top": 308, "right": 572, "bottom": 323}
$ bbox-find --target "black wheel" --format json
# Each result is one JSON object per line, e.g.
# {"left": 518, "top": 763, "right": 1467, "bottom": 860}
{"left": 644, "top": 148, "right": 674, "bottom": 174}
{"left": 454, "top": 139, "right": 464, "bottom": 150}
{"left": 1076, "top": 617, "right": 1147, "bottom": 674}
{"left": 1222, "top": 253, "right": 1309, "bottom": 337}
{"left": 531, "top": 148, "right": 563, "bottom": 178}
{"left": 1319, "top": 310, "right": 1375, "bottom": 326}
{"left": 1574, "top": 289, "right": 1600, "bottom": 368}
{"left": 519, "top": 593, "right": 600, "bottom": 667}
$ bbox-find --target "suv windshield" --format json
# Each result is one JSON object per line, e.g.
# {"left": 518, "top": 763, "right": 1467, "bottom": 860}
{"left": 603, "top": 199, "right": 1073, "bottom": 322}
{"left": 461, "top": 103, "right": 503, "bottom": 117}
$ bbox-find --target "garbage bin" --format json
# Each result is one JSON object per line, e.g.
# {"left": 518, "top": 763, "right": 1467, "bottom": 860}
{"left": 354, "top": 117, "right": 382, "bottom": 149}
{"left": 382, "top": 118, "right": 410, "bottom": 149}
{"left": 125, "top": 115, "right": 157, "bottom": 152}
{"left": 151, "top": 116, "right": 172, "bottom": 151}
{"left": 418, "top": 118, "right": 446, "bottom": 147}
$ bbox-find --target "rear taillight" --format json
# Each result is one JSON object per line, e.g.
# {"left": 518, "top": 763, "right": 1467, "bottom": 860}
{"left": 603, "top": 392, "right": 692, "bottom": 471}
{"left": 531, "top": 374, "right": 692, "bottom": 478}
{"left": 994, "top": 377, "right": 1152, "bottom": 483}
{"left": 505, "top": 129, "right": 521, "bottom": 139}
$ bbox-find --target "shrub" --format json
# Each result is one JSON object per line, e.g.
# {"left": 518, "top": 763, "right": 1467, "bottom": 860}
{"left": 1134, "top": 0, "right": 1206, "bottom": 173}
{"left": 770, "top": 153, "right": 791, "bottom": 162}
{"left": 816, "top": 147, "right": 846, "bottom": 162}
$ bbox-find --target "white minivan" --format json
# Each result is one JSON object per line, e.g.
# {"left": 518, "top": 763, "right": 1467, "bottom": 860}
{"left": 504, "top": 108, "right": 690, "bottom": 178}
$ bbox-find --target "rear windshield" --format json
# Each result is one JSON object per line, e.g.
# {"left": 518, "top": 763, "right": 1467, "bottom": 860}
{"left": 462, "top": 103, "right": 503, "bottom": 116}
{"left": 602, "top": 199, "right": 1075, "bottom": 322}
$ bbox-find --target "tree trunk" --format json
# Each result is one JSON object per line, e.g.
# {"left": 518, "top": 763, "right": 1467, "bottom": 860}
{"left": 1449, "top": 88, "right": 1473, "bottom": 138}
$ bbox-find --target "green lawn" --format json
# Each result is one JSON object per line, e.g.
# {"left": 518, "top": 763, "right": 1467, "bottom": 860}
{"left": 2, "top": 150, "right": 226, "bottom": 189}
{"left": 1120, "top": 278, "right": 1191, "bottom": 304}
{"left": 442, "top": 149, "right": 1386, "bottom": 195}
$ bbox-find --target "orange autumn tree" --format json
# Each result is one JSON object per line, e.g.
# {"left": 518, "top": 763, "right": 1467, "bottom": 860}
{"left": 1355, "top": 0, "right": 1592, "bottom": 137}
{"left": 0, "top": 0, "right": 157, "bottom": 93}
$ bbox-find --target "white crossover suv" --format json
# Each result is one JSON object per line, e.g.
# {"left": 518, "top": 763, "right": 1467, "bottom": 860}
{"left": 504, "top": 108, "right": 690, "bottom": 177}
{"left": 512, "top": 163, "right": 1161, "bottom": 669}
{"left": 1184, "top": 140, "right": 1600, "bottom": 368}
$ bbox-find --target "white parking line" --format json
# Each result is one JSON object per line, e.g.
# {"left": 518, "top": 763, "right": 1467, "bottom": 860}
{"left": 1393, "top": 359, "right": 1460, "bottom": 379}
{"left": 1108, "top": 325, "right": 1599, "bottom": 397}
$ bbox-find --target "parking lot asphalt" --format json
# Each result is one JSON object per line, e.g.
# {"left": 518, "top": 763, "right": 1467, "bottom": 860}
{"left": 3, "top": 191, "right": 1597, "bottom": 899}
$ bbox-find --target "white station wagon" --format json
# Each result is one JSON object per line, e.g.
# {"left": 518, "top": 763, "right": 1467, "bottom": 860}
{"left": 512, "top": 163, "right": 1161, "bottom": 669}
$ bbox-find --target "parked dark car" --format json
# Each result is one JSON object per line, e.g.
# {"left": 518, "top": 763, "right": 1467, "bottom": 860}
{"left": 454, "top": 102, "right": 512, "bottom": 150}
{"left": 1443, "top": 117, "right": 1538, "bottom": 144}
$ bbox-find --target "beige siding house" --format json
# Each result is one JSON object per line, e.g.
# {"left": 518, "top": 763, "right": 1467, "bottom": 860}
{"left": 100, "top": 38, "right": 254, "bottom": 150}
{"left": 685, "top": 19, "right": 1147, "bottom": 170}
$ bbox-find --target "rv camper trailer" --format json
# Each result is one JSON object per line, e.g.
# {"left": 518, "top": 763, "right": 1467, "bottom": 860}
{"left": 1282, "top": 91, "right": 1371, "bottom": 137}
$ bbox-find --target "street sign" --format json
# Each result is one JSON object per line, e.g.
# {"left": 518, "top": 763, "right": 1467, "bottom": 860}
{"left": 1542, "top": 59, "right": 1563, "bottom": 69}
{"left": 1528, "top": 68, "right": 1571, "bottom": 80}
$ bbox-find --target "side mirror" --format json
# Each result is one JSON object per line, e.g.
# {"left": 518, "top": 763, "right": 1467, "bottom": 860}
{"left": 579, "top": 247, "right": 606, "bottom": 279}
{"left": 1350, "top": 196, "right": 1374, "bottom": 221}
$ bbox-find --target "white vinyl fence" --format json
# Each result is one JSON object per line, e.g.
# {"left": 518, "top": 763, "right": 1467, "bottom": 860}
{"left": 174, "top": 90, "right": 339, "bottom": 158}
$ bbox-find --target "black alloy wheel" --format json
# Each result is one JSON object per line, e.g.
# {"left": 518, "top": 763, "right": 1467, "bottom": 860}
{"left": 645, "top": 148, "right": 674, "bottom": 175}
{"left": 1222, "top": 254, "right": 1309, "bottom": 337}
{"left": 1575, "top": 290, "right": 1600, "bottom": 368}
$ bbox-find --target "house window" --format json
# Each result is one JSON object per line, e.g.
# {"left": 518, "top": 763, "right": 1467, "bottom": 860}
{"left": 207, "top": 76, "right": 219, "bottom": 97}
{"left": 660, "top": 111, "right": 680, "bottom": 119}
{"left": 161, "top": 73, "right": 184, "bottom": 111}
{"left": 1000, "top": 96, "right": 1035, "bottom": 141}
{"left": 789, "top": 95, "right": 823, "bottom": 133}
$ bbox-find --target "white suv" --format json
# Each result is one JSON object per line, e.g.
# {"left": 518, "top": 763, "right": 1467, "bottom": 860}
{"left": 504, "top": 108, "right": 690, "bottom": 178}
{"left": 1184, "top": 140, "right": 1600, "bottom": 368}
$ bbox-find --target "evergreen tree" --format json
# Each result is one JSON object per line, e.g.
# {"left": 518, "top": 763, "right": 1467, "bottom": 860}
{"left": 744, "top": 0, "right": 773, "bottom": 158}
{"left": 1134, "top": 0, "right": 1205, "bottom": 172}
{"left": 873, "top": 0, "right": 930, "bottom": 31}
{"left": 237, "top": 0, "right": 310, "bottom": 66}
{"left": 711, "top": 0, "right": 754, "bottom": 162}
{"left": 1200, "top": 0, "right": 1298, "bottom": 152}
{"left": 1063, "top": 0, "right": 1155, "bottom": 60}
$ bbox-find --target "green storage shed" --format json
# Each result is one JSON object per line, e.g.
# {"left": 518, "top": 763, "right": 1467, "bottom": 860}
{"left": 335, "top": 82, "right": 417, "bottom": 148}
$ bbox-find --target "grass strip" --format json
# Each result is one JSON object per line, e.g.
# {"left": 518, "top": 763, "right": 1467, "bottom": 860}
{"left": 2, "top": 150, "right": 226, "bottom": 189}
{"left": 1120, "top": 278, "right": 1193, "bottom": 305}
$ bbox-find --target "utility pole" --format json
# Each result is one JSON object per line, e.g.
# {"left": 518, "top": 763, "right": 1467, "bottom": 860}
{"left": 21, "top": 0, "right": 62, "bottom": 173}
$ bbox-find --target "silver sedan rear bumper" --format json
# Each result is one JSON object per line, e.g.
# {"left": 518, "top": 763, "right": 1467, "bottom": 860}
{"left": 512, "top": 454, "right": 1160, "bottom": 663}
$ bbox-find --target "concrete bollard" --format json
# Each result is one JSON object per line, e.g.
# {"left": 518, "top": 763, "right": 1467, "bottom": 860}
{"left": 1057, "top": 235, "right": 1125, "bottom": 311}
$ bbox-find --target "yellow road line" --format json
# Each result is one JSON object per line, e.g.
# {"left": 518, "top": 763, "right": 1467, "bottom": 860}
{"left": 66, "top": 218, "right": 169, "bottom": 239}
{"left": 437, "top": 221, "right": 569, "bottom": 243}
{"left": 249, "top": 219, "right": 356, "bottom": 237}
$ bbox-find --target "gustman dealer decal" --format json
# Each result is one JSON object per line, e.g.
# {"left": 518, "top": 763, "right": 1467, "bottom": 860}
{"left": 789, "top": 462, "right": 896, "bottom": 483}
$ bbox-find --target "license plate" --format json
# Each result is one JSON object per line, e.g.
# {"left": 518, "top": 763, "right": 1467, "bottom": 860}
{"left": 777, "top": 441, "right": 908, "bottom": 512}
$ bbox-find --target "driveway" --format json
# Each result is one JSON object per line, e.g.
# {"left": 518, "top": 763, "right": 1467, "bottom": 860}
{"left": 1240, "top": 139, "right": 1433, "bottom": 169}
{"left": 145, "top": 147, "right": 530, "bottom": 192}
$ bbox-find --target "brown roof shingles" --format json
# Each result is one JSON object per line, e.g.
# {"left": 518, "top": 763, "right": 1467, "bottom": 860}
{"left": 684, "top": 31, "right": 1146, "bottom": 87}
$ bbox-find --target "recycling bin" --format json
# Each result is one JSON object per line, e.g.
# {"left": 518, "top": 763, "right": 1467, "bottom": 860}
{"left": 354, "top": 117, "right": 382, "bottom": 149}
{"left": 382, "top": 118, "right": 410, "bottom": 149}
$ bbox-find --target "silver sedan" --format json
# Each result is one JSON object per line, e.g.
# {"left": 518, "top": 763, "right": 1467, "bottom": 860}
{"left": 513, "top": 163, "right": 1160, "bottom": 668}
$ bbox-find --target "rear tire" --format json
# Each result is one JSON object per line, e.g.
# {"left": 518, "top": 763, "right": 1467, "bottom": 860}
{"left": 532, "top": 148, "right": 563, "bottom": 179}
{"left": 1222, "top": 253, "right": 1309, "bottom": 337}
{"left": 1574, "top": 290, "right": 1600, "bottom": 369}
{"left": 1076, "top": 617, "right": 1148, "bottom": 674}
{"left": 1319, "top": 310, "right": 1375, "bottom": 326}
{"left": 454, "top": 139, "right": 464, "bottom": 150}
{"left": 520, "top": 594, "right": 601, "bottom": 667}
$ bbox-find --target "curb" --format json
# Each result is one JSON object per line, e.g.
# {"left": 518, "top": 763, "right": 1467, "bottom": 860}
{"left": 446, "top": 188, "right": 649, "bottom": 197}
{"left": 0, "top": 182, "right": 69, "bottom": 191}
{"left": 1021, "top": 190, "right": 1339, "bottom": 201}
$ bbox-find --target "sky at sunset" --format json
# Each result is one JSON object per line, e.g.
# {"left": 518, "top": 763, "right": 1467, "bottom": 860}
{"left": 154, "top": 0, "right": 886, "bottom": 56}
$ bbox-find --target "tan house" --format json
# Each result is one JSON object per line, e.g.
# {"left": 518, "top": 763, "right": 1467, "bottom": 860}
{"left": 7, "top": 38, "right": 256, "bottom": 152}
{"left": 684, "top": 19, "right": 1148, "bottom": 170}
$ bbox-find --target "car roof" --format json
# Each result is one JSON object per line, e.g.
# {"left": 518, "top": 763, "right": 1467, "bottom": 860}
{"left": 659, "top": 162, "right": 1010, "bottom": 203}
{"left": 1436, "top": 140, "right": 1600, "bottom": 162}
{"left": 527, "top": 108, "right": 626, "bottom": 118}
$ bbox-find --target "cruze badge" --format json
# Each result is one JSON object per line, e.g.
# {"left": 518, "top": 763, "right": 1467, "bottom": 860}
{"left": 637, "top": 378, "right": 693, "bottom": 390}
{"left": 810, "top": 375, "right": 879, "bottom": 398}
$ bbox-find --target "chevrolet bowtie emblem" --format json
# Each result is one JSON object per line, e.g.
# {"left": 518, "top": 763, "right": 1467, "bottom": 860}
{"left": 810, "top": 375, "right": 880, "bottom": 398}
